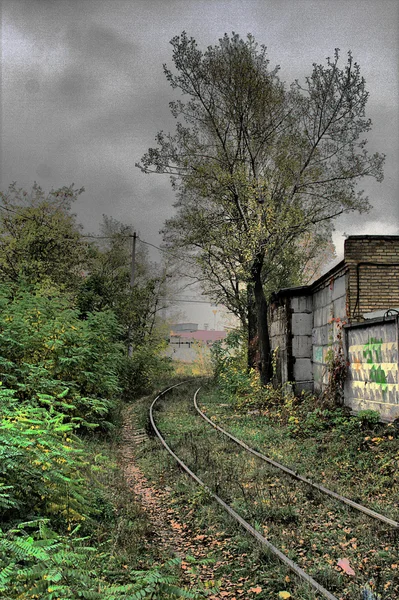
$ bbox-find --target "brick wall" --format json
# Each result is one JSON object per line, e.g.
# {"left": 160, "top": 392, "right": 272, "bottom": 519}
{"left": 345, "top": 236, "right": 399, "bottom": 319}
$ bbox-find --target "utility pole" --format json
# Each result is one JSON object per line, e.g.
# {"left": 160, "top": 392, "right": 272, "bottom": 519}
{"left": 128, "top": 232, "right": 137, "bottom": 358}
{"left": 130, "top": 231, "right": 137, "bottom": 288}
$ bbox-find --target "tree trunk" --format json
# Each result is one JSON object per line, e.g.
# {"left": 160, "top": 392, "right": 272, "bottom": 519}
{"left": 247, "top": 284, "right": 259, "bottom": 372}
{"left": 246, "top": 257, "right": 272, "bottom": 385}
{"left": 254, "top": 267, "right": 272, "bottom": 385}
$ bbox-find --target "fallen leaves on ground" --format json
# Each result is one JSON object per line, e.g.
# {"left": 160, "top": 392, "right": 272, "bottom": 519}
{"left": 337, "top": 557, "right": 356, "bottom": 576}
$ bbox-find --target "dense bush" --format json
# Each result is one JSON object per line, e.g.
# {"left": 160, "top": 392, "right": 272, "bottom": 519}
{"left": 119, "top": 345, "right": 173, "bottom": 399}
{"left": 0, "top": 390, "right": 92, "bottom": 527}
{"left": 211, "top": 329, "right": 292, "bottom": 410}
{"left": 0, "top": 521, "right": 198, "bottom": 599}
{"left": 0, "top": 185, "right": 196, "bottom": 598}
{"left": 0, "top": 285, "right": 124, "bottom": 428}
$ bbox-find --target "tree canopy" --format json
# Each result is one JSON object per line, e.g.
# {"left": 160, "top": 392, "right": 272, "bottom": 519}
{"left": 0, "top": 182, "right": 88, "bottom": 292}
{"left": 137, "top": 32, "right": 385, "bottom": 383}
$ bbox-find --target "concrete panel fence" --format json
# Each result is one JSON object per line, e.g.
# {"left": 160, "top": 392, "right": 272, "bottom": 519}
{"left": 344, "top": 316, "right": 399, "bottom": 421}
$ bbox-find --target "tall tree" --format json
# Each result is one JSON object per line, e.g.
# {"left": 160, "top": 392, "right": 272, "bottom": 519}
{"left": 137, "top": 33, "right": 385, "bottom": 383}
{"left": 78, "top": 216, "right": 171, "bottom": 348}
{"left": 0, "top": 182, "right": 88, "bottom": 292}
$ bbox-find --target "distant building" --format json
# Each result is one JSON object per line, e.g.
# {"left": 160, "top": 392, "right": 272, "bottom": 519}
{"left": 170, "top": 322, "right": 198, "bottom": 333}
{"left": 166, "top": 325, "right": 226, "bottom": 362}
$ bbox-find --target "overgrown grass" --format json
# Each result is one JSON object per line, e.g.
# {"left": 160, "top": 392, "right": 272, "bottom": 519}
{"left": 138, "top": 383, "right": 399, "bottom": 600}
{"left": 199, "top": 386, "right": 399, "bottom": 521}
{"left": 133, "top": 384, "right": 326, "bottom": 599}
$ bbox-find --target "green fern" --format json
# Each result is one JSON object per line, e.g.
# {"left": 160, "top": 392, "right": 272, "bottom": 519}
{"left": 0, "top": 522, "right": 203, "bottom": 600}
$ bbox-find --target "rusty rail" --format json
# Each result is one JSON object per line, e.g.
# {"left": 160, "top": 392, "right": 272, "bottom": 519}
{"left": 193, "top": 388, "right": 399, "bottom": 529}
{"left": 150, "top": 384, "right": 339, "bottom": 600}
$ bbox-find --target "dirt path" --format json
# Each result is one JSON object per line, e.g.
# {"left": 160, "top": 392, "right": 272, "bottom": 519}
{"left": 120, "top": 406, "right": 187, "bottom": 558}
{"left": 120, "top": 404, "right": 250, "bottom": 600}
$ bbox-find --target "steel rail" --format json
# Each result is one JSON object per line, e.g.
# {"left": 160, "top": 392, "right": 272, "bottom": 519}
{"left": 150, "top": 385, "right": 339, "bottom": 600}
{"left": 193, "top": 388, "right": 399, "bottom": 529}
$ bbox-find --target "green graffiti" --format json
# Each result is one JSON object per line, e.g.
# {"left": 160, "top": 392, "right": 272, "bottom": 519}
{"left": 370, "top": 365, "right": 387, "bottom": 390}
{"left": 363, "top": 337, "right": 387, "bottom": 391}
{"left": 363, "top": 337, "right": 383, "bottom": 363}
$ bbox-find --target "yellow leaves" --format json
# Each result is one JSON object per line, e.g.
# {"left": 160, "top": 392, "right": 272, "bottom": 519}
{"left": 371, "top": 437, "right": 383, "bottom": 445}
{"left": 278, "top": 593, "right": 291, "bottom": 599}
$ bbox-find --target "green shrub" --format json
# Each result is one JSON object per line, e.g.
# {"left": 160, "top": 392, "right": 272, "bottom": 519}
{"left": 0, "top": 393, "right": 92, "bottom": 527}
{"left": 0, "top": 285, "right": 124, "bottom": 428}
{"left": 211, "top": 329, "right": 294, "bottom": 411}
{"left": 353, "top": 409, "right": 381, "bottom": 430}
{"left": 0, "top": 521, "right": 200, "bottom": 599}
{"left": 119, "top": 346, "right": 173, "bottom": 400}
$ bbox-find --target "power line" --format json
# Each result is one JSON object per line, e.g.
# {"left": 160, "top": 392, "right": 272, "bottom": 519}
{"left": 137, "top": 237, "right": 199, "bottom": 267}
{"left": 162, "top": 298, "right": 213, "bottom": 304}
{"left": 0, "top": 209, "right": 200, "bottom": 269}
{"left": 80, "top": 233, "right": 199, "bottom": 268}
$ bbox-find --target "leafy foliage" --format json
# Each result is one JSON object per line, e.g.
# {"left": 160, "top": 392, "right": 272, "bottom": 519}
{"left": 0, "top": 394, "right": 92, "bottom": 526}
{"left": 0, "top": 182, "right": 88, "bottom": 291}
{"left": 0, "top": 186, "right": 195, "bottom": 598}
{"left": 0, "top": 521, "right": 200, "bottom": 599}
{"left": 119, "top": 346, "right": 173, "bottom": 399}
{"left": 78, "top": 216, "right": 170, "bottom": 347}
{"left": 0, "top": 284, "right": 123, "bottom": 428}
{"left": 211, "top": 329, "right": 292, "bottom": 410}
{"left": 138, "top": 32, "right": 385, "bottom": 382}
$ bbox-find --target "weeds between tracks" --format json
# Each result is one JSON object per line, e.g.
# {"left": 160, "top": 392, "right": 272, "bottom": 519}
{"left": 145, "top": 383, "right": 398, "bottom": 599}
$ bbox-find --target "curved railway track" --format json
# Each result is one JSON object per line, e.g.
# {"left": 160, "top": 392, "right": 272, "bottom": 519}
{"left": 193, "top": 388, "right": 399, "bottom": 530}
{"left": 150, "top": 383, "right": 398, "bottom": 600}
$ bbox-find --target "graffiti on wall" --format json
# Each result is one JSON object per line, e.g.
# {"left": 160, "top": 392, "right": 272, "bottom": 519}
{"left": 362, "top": 337, "right": 387, "bottom": 391}
{"left": 346, "top": 321, "right": 398, "bottom": 408}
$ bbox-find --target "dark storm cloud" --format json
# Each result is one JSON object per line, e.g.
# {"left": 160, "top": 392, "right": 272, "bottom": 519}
{"left": 2, "top": 0, "right": 398, "bottom": 255}
{"left": 80, "top": 88, "right": 174, "bottom": 144}
{"left": 63, "top": 23, "right": 138, "bottom": 71}
{"left": 45, "top": 22, "right": 139, "bottom": 112}
{"left": 50, "top": 68, "right": 100, "bottom": 111}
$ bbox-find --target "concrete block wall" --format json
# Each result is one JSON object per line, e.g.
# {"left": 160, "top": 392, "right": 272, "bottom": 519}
{"left": 269, "top": 300, "right": 290, "bottom": 385}
{"left": 268, "top": 237, "right": 399, "bottom": 418}
{"left": 345, "top": 236, "right": 399, "bottom": 319}
{"left": 290, "top": 294, "right": 313, "bottom": 391}
{"left": 312, "top": 270, "right": 347, "bottom": 392}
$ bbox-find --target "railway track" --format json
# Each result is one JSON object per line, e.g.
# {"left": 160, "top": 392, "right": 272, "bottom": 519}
{"left": 150, "top": 383, "right": 398, "bottom": 600}
{"left": 193, "top": 388, "right": 399, "bottom": 531}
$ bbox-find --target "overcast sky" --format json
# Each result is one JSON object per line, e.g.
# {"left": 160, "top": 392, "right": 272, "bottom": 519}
{"left": 1, "top": 0, "right": 398, "bottom": 326}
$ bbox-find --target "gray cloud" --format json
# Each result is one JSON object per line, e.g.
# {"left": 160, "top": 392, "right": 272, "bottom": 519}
{"left": 50, "top": 68, "right": 100, "bottom": 112}
{"left": 63, "top": 23, "right": 138, "bottom": 71}
{"left": 2, "top": 0, "right": 398, "bottom": 258}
